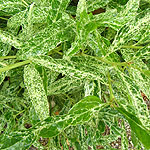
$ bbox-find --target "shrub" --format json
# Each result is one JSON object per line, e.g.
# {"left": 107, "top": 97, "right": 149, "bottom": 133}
{"left": 0, "top": 0, "right": 150, "bottom": 149}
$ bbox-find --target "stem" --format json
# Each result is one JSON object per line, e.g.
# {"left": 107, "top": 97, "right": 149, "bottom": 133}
{"left": 22, "top": 0, "right": 28, "bottom": 6}
{"left": 0, "top": 56, "right": 16, "bottom": 60}
{"left": 107, "top": 72, "right": 114, "bottom": 103}
{"left": 0, "top": 17, "right": 8, "bottom": 21}
{"left": 82, "top": 53, "right": 130, "bottom": 67}
{"left": 0, "top": 60, "right": 30, "bottom": 73}
{"left": 0, "top": 62, "right": 7, "bottom": 66}
{"left": 121, "top": 45, "right": 144, "bottom": 49}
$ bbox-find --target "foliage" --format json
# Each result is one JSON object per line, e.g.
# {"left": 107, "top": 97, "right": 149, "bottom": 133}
{"left": 0, "top": 0, "right": 150, "bottom": 149}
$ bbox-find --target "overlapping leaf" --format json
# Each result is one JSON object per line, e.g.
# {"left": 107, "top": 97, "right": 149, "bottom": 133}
{"left": 106, "top": 11, "right": 150, "bottom": 57}
{"left": 66, "top": 0, "right": 97, "bottom": 56}
{"left": 47, "top": 76, "right": 84, "bottom": 95}
{"left": 47, "top": 0, "right": 70, "bottom": 23}
{"left": 93, "top": 0, "right": 140, "bottom": 31}
{"left": 87, "top": 0, "right": 111, "bottom": 12}
{"left": 30, "top": 55, "right": 109, "bottom": 85}
{"left": 115, "top": 69, "right": 150, "bottom": 126}
{"left": 17, "top": 18, "right": 75, "bottom": 60}
{"left": 38, "top": 96, "right": 106, "bottom": 138}
{"left": 0, "top": 132, "right": 35, "bottom": 150}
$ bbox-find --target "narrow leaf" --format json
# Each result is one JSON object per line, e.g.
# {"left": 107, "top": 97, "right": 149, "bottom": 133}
{"left": 116, "top": 106, "right": 150, "bottom": 149}
{"left": 24, "top": 64, "right": 49, "bottom": 120}
{"left": 30, "top": 55, "right": 109, "bottom": 85}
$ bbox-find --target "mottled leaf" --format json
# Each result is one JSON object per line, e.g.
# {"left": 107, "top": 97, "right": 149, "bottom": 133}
{"left": 17, "top": 18, "right": 75, "bottom": 60}
{"left": 24, "top": 64, "right": 49, "bottom": 120}
{"left": 39, "top": 96, "right": 106, "bottom": 138}
{"left": 30, "top": 55, "right": 109, "bottom": 85}
{"left": 0, "top": 30, "right": 21, "bottom": 48}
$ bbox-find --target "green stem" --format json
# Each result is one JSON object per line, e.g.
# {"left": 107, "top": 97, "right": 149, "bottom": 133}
{"left": 82, "top": 53, "right": 130, "bottom": 67}
{"left": 0, "top": 60, "right": 30, "bottom": 73}
{"left": 107, "top": 72, "right": 114, "bottom": 102}
{"left": 121, "top": 45, "right": 144, "bottom": 49}
{"left": 22, "top": 0, "right": 28, "bottom": 6}
{"left": 0, "top": 17, "right": 8, "bottom": 21}
{"left": 0, "top": 62, "right": 7, "bottom": 66}
{"left": 0, "top": 56, "right": 16, "bottom": 60}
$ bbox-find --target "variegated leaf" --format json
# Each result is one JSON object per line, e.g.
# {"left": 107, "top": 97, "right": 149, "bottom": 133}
{"left": 115, "top": 68, "right": 150, "bottom": 127}
{"left": 47, "top": 76, "right": 84, "bottom": 95}
{"left": 87, "top": 0, "right": 111, "bottom": 12}
{"left": 0, "top": 132, "right": 35, "bottom": 150}
{"left": 24, "top": 64, "right": 49, "bottom": 120}
{"left": 0, "top": 30, "right": 21, "bottom": 48}
{"left": 0, "top": 0, "right": 26, "bottom": 16}
{"left": 116, "top": 106, "right": 150, "bottom": 149}
{"left": 38, "top": 96, "right": 106, "bottom": 138}
{"left": 17, "top": 18, "right": 75, "bottom": 60}
{"left": 93, "top": 0, "right": 140, "bottom": 31}
{"left": 30, "top": 55, "right": 109, "bottom": 85}
{"left": 66, "top": 0, "right": 97, "bottom": 56}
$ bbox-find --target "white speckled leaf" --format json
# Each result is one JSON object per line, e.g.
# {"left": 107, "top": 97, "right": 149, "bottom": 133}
{"left": 87, "top": 0, "right": 111, "bottom": 12}
{"left": 47, "top": 76, "right": 84, "bottom": 95}
{"left": 0, "top": 30, "right": 21, "bottom": 48}
{"left": 24, "top": 64, "right": 49, "bottom": 120}
{"left": 132, "top": 46, "right": 150, "bottom": 61}
{"left": 47, "top": 0, "right": 70, "bottom": 23}
{"left": 107, "top": 11, "right": 150, "bottom": 57}
{"left": 30, "top": 55, "right": 109, "bottom": 85}
{"left": 115, "top": 68, "right": 150, "bottom": 127}
{"left": 93, "top": 0, "right": 140, "bottom": 31}
{"left": 0, "top": 0, "right": 26, "bottom": 16}
{"left": 66, "top": 0, "right": 97, "bottom": 56}
{"left": 88, "top": 31, "right": 110, "bottom": 57}
{"left": 38, "top": 96, "right": 107, "bottom": 138}
{"left": 17, "top": 18, "right": 75, "bottom": 60}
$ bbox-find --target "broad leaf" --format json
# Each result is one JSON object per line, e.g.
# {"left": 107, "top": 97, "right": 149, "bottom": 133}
{"left": 47, "top": 76, "right": 84, "bottom": 95}
{"left": 66, "top": 0, "right": 97, "bottom": 56}
{"left": 0, "top": 0, "right": 26, "bottom": 16}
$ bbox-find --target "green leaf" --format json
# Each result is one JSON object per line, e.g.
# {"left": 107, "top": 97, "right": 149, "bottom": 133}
{"left": 0, "top": 132, "right": 35, "bottom": 150}
{"left": 47, "top": 76, "right": 84, "bottom": 95}
{"left": 116, "top": 106, "right": 150, "bottom": 149}
{"left": 66, "top": 0, "right": 97, "bottom": 56}
{"left": 88, "top": 30, "right": 110, "bottom": 57}
{"left": 30, "top": 55, "right": 109, "bottom": 85}
{"left": 39, "top": 96, "right": 106, "bottom": 138}
{"left": 93, "top": 0, "right": 140, "bottom": 31}
{"left": 47, "top": 0, "right": 70, "bottom": 23}
{"left": 0, "top": 30, "right": 21, "bottom": 49}
{"left": 115, "top": 69, "right": 150, "bottom": 125}
{"left": 0, "top": 41, "right": 11, "bottom": 56}
{"left": 87, "top": 0, "right": 111, "bottom": 12}
{"left": 0, "top": 1, "right": 26, "bottom": 16}
{"left": 107, "top": 10, "right": 150, "bottom": 57}
{"left": 132, "top": 46, "right": 150, "bottom": 61}
{"left": 24, "top": 64, "right": 49, "bottom": 120}
{"left": 17, "top": 18, "right": 75, "bottom": 60}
